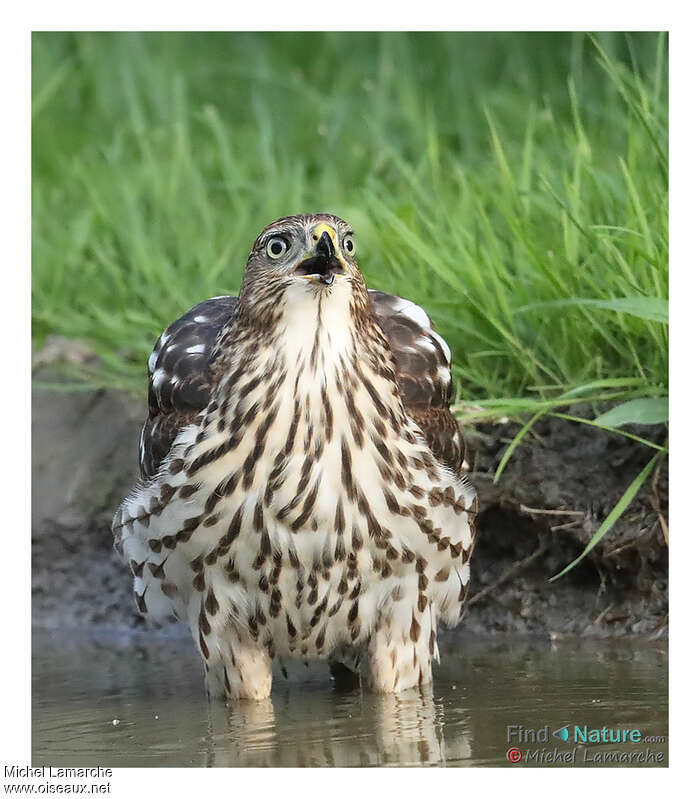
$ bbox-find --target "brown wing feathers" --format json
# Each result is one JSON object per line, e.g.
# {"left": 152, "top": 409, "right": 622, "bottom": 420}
{"left": 368, "top": 291, "right": 466, "bottom": 474}
{"left": 140, "top": 296, "right": 236, "bottom": 478}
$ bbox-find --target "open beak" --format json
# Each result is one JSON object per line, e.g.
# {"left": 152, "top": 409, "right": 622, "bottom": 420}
{"left": 293, "top": 227, "right": 346, "bottom": 286}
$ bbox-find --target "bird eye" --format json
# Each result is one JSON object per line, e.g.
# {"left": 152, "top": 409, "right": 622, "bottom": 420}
{"left": 343, "top": 236, "right": 355, "bottom": 255}
{"left": 266, "top": 236, "right": 289, "bottom": 259}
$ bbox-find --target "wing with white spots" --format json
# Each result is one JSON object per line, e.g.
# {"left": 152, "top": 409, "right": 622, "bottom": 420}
{"left": 140, "top": 296, "right": 237, "bottom": 479}
{"left": 368, "top": 290, "right": 466, "bottom": 474}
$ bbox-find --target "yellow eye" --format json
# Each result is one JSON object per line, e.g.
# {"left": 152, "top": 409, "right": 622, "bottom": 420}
{"left": 266, "top": 236, "right": 289, "bottom": 259}
{"left": 343, "top": 235, "right": 355, "bottom": 255}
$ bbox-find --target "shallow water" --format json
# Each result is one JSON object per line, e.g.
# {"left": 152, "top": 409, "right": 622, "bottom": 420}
{"left": 32, "top": 628, "right": 667, "bottom": 767}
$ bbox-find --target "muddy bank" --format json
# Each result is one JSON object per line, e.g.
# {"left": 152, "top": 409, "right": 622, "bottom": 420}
{"left": 31, "top": 370, "right": 667, "bottom": 638}
{"left": 463, "top": 414, "right": 667, "bottom": 638}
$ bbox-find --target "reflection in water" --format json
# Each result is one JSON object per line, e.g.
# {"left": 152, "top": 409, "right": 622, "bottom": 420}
{"left": 373, "top": 690, "right": 448, "bottom": 767}
{"left": 206, "top": 699, "right": 276, "bottom": 767}
{"left": 202, "top": 686, "right": 468, "bottom": 767}
{"left": 32, "top": 629, "right": 667, "bottom": 767}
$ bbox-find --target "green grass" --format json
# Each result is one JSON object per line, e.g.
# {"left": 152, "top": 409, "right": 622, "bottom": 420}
{"left": 32, "top": 32, "right": 669, "bottom": 573}
{"left": 32, "top": 31, "right": 667, "bottom": 410}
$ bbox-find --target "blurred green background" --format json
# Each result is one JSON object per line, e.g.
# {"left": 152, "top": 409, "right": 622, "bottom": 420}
{"left": 32, "top": 32, "right": 667, "bottom": 419}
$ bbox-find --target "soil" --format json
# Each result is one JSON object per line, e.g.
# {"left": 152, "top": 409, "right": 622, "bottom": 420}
{"left": 32, "top": 364, "right": 668, "bottom": 640}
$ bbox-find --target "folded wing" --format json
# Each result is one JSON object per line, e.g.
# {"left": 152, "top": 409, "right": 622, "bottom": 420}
{"left": 368, "top": 290, "right": 466, "bottom": 474}
{"left": 139, "top": 296, "right": 236, "bottom": 478}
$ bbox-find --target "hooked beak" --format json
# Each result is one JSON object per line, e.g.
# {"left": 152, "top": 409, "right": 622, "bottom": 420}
{"left": 293, "top": 226, "right": 346, "bottom": 286}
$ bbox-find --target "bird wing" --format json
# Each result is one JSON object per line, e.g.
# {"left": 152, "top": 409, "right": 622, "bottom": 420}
{"left": 140, "top": 296, "right": 236, "bottom": 479}
{"left": 368, "top": 290, "right": 466, "bottom": 475}
{"left": 139, "top": 290, "right": 465, "bottom": 479}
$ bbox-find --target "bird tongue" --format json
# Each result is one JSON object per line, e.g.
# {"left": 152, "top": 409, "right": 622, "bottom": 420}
{"left": 293, "top": 254, "right": 344, "bottom": 280}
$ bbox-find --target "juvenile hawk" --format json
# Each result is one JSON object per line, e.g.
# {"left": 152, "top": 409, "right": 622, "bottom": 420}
{"left": 113, "top": 214, "right": 477, "bottom": 700}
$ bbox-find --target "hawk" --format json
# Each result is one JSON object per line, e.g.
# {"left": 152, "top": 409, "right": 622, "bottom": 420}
{"left": 113, "top": 214, "right": 477, "bottom": 700}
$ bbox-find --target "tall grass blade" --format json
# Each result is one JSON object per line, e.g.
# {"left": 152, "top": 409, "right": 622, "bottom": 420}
{"left": 493, "top": 410, "right": 545, "bottom": 484}
{"left": 594, "top": 397, "right": 669, "bottom": 426}
{"left": 516, "top": 297, "right": 668, "bottom": 324}
{"left": 549, "top": 450, "right": 663, "bottom": 581}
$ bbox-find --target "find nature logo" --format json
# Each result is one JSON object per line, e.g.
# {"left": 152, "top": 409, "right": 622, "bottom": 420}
{"left": 507, "top": 723, "right": 645, "bottom": 747}
{"left": 553, "top": 726, "right": 569, "bottom": 742}
{"left": 504, "top": 723, "right": 665, "bottom": 764}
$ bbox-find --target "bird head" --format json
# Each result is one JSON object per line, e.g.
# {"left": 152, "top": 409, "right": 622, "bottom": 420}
{"left": 240, "top": 214, "right": 361, "bottom": 302}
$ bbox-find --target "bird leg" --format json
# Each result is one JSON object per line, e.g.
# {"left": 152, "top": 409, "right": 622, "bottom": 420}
{"left": 205, "top": 635, "right": 273, "bottom": 702}
{"left": 363, "top": 605, "right": 434, "bottom": 693}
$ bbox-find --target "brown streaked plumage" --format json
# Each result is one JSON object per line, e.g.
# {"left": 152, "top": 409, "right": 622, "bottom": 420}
{"left": 139, "top": 290, "right": 465, "bottom": 480}
{"left": 114, "top": 213, "right": 477, "bottom": 701}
